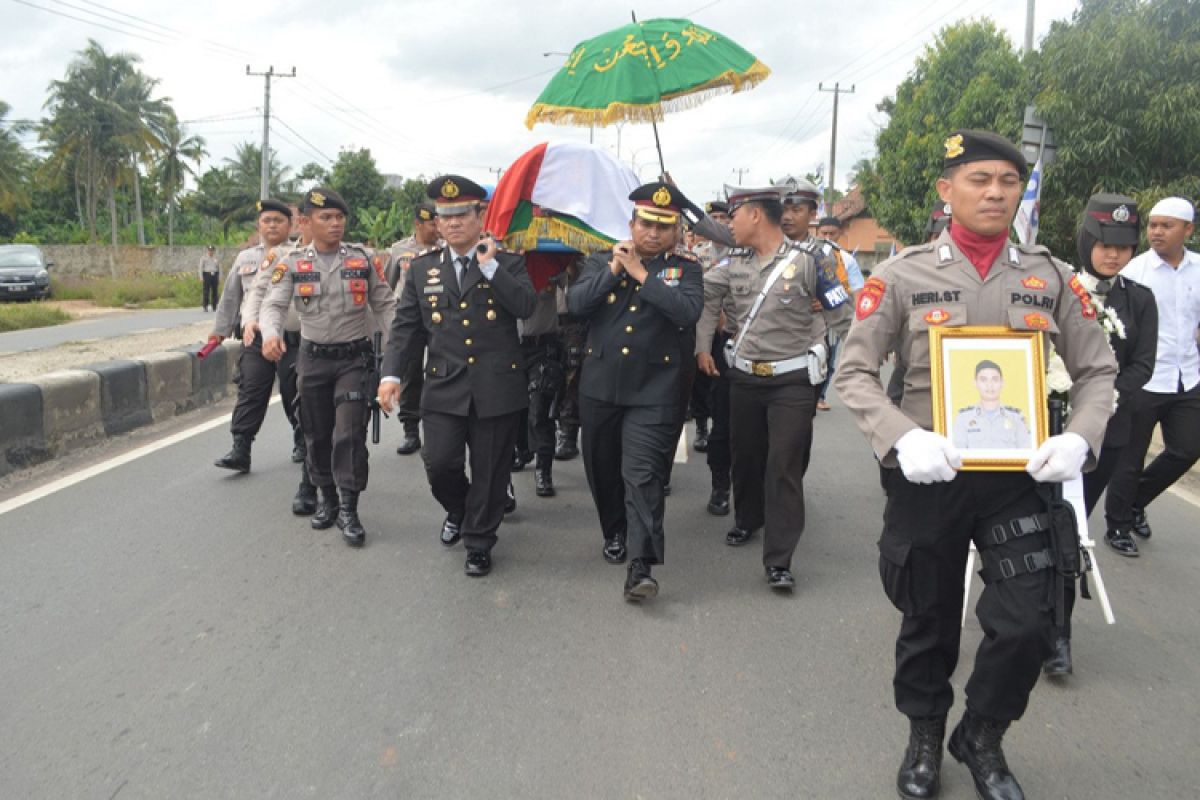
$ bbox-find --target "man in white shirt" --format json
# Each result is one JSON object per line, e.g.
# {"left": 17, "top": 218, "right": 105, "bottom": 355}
{"left": 1106, "top": 196, "right": 1200, "bottom": 554}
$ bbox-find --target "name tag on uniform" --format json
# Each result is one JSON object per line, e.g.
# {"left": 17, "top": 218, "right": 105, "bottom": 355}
{"left": 423, "top": 285, "right": 444, "bottom": 294}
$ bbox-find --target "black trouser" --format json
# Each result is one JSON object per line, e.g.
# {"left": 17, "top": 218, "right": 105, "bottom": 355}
{"left": 690, "top": 369, "right": 712, "bottom": 422}
{"left": 664, "top": 329, "right": 697, "bottom": 486}
{"left": 580, "top": 397, "right": 677, "bottom": 565}
{"left": 298, "top": 347, "right": 369, "bottom": 492}
{"left": 398, "top": 351, "right": 424, "bottom": 434}
{"left": 706, "top": 331, "right": 732, "bottom": 475}
{"left": 881, "top": 470, "right": 1054, "bottom": 722}
{"left": 817, "top": 336, "right": 840, "bottom": 402}
{"left": 231, "top": 331, "right": 300, "bottom": 439}
{"left": 1105, "top": 385, "right": 1200, "bottom": 529}
{"left": 422, "top": 407, "right": 521, "bottom": 554}
{"left": 520, "top": 336, "right": 562, "bottom": 461}
{"left": 728, "top": 368, "right": 816, "bottom": 569}
{"left": 202, "top": 273, "right": 219, "bottom": 309}
{"left": 557, "top": 317, "right": 587, "bottom": 432}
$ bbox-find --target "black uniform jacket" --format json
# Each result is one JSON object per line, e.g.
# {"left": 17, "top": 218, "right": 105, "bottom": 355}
{"left": 384, "top": 246, "right": 537, "bottom": 419}
{"left": 1101, "top": 275, "right": 1158, "bottom": 447}
{"left": 569, "top": 250, "right": 704, "bottom": 407}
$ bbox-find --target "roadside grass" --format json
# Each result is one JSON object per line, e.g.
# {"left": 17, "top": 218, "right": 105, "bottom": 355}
{"left": 50, "top": 274, "right": 203, "bottom": 309}
{"left": 0, "top": 302, "right": 74, "bottom": 333}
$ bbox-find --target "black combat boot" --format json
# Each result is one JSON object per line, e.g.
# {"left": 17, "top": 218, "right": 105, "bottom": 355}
{"left": 311, "top": 485, "right": 339, "bottom": 530}
{"left": 897, "top": 715, "right": 945, "bottom": 799}
{"left": 396, "top": 423, "right": 421, "bottom": 455}
{"left": 512, "top": 447, "right": 533, "bottom": 472}
{"left": 554, "top": 425, "right": 579, "bottom": 460}
{"left": 624, "top": 558, "right": 658, "bottom": 601}
{"left": 1131, "top": 507, "right": 1152, "bottom": 539}
{"left": 603, "top": 533, "right": 627, "bottom": 564}
{"left": 1043, "top": 636, "right": 1073, "bottom": 677}
{"left": 336, "top": 490, "right": 366, "bottom": 547}
{"left": 693, "top": 417, "right": 709, "bottom": 452}
{"left": 214, "top": 434, "right": 252, "bottom": 473}
{"left": 291, "top": 464, "right": 318, "bottom": 516}
{"left": 504, "top": 481, "right": 517, "bottom": 514}
{"left": 707, "top": 469, "right": 731, "bottom": 516}
{"left": 948, "top": 710, "right": 1024, "bottom": 800}
{"left": 291, "top": 426, "right": 306, "bottom": 463}
{"left": 534, "top": 455, "right": 556, "bottom": 497}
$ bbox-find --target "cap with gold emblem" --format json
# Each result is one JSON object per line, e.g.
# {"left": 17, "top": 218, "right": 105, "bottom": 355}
{"left": 256, "top": 198, "right": 293, "bottom": 218}
{"left": 300, "top": 187, "right": 350, "bottom": 216}
{"left": 414, "top": 202, "right": 438, "bottom": 222}
{"left": 942, "top": 130, "right": 1028, "bottom": 178}
{"left": 723, "top": 184, "right": 785, "bottom": 214}
{"left": 427, "top": 175, "right": 487, "bottom": 216}
{"left": 629, "top": 181, "right": 687, "bottom": 225}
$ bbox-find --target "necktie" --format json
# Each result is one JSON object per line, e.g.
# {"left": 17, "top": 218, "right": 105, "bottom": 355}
{"left": 456, "top": 256, "right": 468, "bottom": 286}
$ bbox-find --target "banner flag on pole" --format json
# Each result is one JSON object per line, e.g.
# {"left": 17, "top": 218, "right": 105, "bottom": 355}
{"left": 1013, "top": 157, "right": 1043, "bottom": 245}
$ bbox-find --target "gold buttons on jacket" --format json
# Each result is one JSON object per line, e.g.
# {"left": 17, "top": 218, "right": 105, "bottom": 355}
{"left": 465, "top": 338, "right": 473, "bottom": 346}
{"left": 486, "top": 310, "right": 497, "bottom": 321}
{"left": 629, "top": 305, "right": 638, "bottom": 312}
{"left": 620, "top": 279, "right": 628, "bottom": 288}
{"left": 460, "top": 301, "right": 468, "bottom": 309}
{"left": 431, "top": 311, "right": 443, "bottom": 323}
{"left": 621, "top": 347, "right": 630, "bottom": 355}
{"left": 607, "top": 293, "right": 616, "bottom": 304}
{"left": 468, "top": 356, "right": 476, "bottom": 365}
{"left": 625, "top": 325, "right": 634, "bottom": 333}
{"left": 488, "top": 298, "right": 495, "bottom": 305}
{"left": 462, "top": 319, "right": 470, "bottom": 327}
{"left": 664, "top": 355, "right": 671, "bottom": 363}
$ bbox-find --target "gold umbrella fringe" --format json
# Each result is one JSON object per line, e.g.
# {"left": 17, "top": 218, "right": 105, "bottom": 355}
{"left": 502, "top": 216, "right": 616, "bottom": 254}
{"left": 525, "top": 61, "right": 770, "bottom": 130}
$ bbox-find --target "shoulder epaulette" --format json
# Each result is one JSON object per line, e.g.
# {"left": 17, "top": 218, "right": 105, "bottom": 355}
{"left": 957, "top": 405, "right": 974, "bottom": 415}
{"left": 1004, "top": 405, "right": 1024, "bottom": 414}
{"left": 790, "top": 239, "right": 822, "bottom": 255}
{"left": 414, "top": 244, "right": 444, "bottom": 258}
{"left": 344, "top": 242, "right": 370, "bottom": 258}
{"left": 675, "top": 250, "right": 699, "bottom": 262}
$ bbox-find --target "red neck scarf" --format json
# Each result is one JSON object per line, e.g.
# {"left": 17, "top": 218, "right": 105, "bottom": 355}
{"left": 949, "top": 222, "right": 1009, "bottom": 279}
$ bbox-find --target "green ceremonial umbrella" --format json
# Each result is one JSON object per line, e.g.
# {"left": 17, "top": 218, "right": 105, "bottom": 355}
{"left": 526, "top": 16, "right": 770, "bottom": 171}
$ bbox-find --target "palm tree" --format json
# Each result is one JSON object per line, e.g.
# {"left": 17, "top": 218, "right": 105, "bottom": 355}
{"left": 156, "top": 116, "right": 206, "bottom": 247}
{"left": 114, "top": 69, "right": 172, "bottom": 245}
{"left": 0, "top": 101, "right": 33, "bottom": 218}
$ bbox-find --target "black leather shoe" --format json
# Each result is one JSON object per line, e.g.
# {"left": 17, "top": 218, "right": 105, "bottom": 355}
{"left": 214, "top": 434, "right": 252, "bottom": 473}
{"left": 504, "top": 481, "right": 517, "bottom": 514}
{"left": 441, "top": 511, "right": 464, "bottom": 547}
{"left": 292, "top": 479, "right": 318, "bottom": 516}
{"left": 897, "top": 715, "right": 945, "bottom": 799}
{"left": 948, "top": 711, "right": 1025, "bottom": 800}
{"left": 693, "top": 418, "right": 709, "bottom": 452}
{"left": 1131, "top": 507, "right": 1152, "bottom": 539}
{"left": 310, "top": 485, "right": 339, "bottom": 530}
{"left": 603, "top": 536, "right": 628, "bottom": 564}
{"left": 554, "top": 428, "right": 579, "bottom": 460}
{"left": 1105, "top": 527, "right": 1139, "bottom": 557}
{"left": 336, "top": 490, "right": 366, "bottom": 547}
{"left": 623, "top": 559, "right": 658, "bottom": 601}
{"left": 290, "top": 427, "right": 306, "bottom": 463}
{"left": 396, "top": 428, "right": 421, "bottom": 455}
{"left": 766, "top": 566, "right": 795, "bottom": 590}
{"left": 534, "top": 465, "right": 556, "bottom": 497}
{"left": 707, "top": 488, "right": 730, "bottom": 516}
{"left": 465, "top": 550, "right": 492, "bottom": 577}
{"left": 1043, "top": 636, "right": 1073, "bottom": 677}
{"left": 726, "top": 526, "right": 754, "bottom": 546}
{"left": 511, "top": 448, "right": 533, "bottom": 472}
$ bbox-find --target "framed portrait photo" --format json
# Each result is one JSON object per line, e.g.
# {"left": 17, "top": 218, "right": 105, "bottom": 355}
{"left": 930, "top": 326, "right": 1049, "bottom": 471}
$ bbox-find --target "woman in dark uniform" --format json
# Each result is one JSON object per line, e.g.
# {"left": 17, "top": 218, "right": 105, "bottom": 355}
{"left": 1044, "top": 192, "right": 1158, "bottom": 677}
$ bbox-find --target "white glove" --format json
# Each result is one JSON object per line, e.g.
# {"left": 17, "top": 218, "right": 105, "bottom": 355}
{"left": 894, "top": 428, "right": 962, "bottom": 484}
{"left": 1026, "top": 432, "right": 1089, "bottom": 483}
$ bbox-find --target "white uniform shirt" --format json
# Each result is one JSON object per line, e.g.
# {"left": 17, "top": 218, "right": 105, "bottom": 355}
{"left": 1121, "top": 248, "right": 1200, "bottom": 393}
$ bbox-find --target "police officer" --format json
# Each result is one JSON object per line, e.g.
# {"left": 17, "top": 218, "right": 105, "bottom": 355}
{"left": 686, "top": 200, "right": 731, "bottom": 453}
{"left": 209, "top": 199, "right": 301, "bottom": 474}
{"left": 517, "top": 262, "right": 568, "bottom": 497}
{"left": 387, "top": 202, "right": 442, "bottom": 455}
{"left": 835, "top": 130, "right": 1117, "bottom": 800}
{"left": 260, "top": 187, "right": 397, "bottom": 547}
{"left": 779, "top": 176, "right": 820, "bottom": 245}
{"left": 554, "top": 256, "right": 586, "bottom": 460}
{"left": 695, "top": 184, "right": 852, "bottom": 591}
{"left": 952, "top": 361, "right": 1033, "bottom": 450}
{"left": 569, "top": 181, "right": 704, "bottom": 601}
{"left": 378, "top": 175, "right": 536, "bottom": 577}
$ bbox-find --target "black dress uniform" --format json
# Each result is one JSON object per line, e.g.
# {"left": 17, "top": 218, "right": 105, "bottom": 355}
{"left": 383, "top": 176, "right": 536, "bottom": 575}
{"left": 569, "top": 182, "right": 704, "bottom": 600}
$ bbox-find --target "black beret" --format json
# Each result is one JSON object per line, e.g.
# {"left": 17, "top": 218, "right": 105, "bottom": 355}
{"left": 427, "top": 175, "right": 486, "bottom": 216}
{"left": 706, "top": 200, "right": 730, "bottom": 215}
{"left": 629, "top": 181, "right": 687, "bottom": 224}
{"left": 1080, "top": 192, "right": 1140, "bottom": 247}
{"left": 414, "top": 202, "right": 438, "bottom": 222}
{"left": 817, "top": 216, "right": 843, "bottom": 229}
{"left": 300, "top": 187, "right": 349, "bottom": 216}
{"left": 942, "top": 130, "right": 1028, "bottom": 178}
{"left": 256, "top": 198, "right": 293, "bottom": 219}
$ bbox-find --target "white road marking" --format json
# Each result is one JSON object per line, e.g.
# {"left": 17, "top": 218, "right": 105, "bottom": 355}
{"left": 0, "top": 397, "right": 279, "bottom": 518}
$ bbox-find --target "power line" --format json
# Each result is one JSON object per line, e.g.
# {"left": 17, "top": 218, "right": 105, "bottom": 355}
{"left": 56, "top": 0, "right": 252, "bottom": 58}
{"left": 273, "top": 116, "right": 333, "bottom": 164}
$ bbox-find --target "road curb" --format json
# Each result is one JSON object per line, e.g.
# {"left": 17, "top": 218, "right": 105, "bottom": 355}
{"left": 0, "top": 342, "right": 240, "bottom": 477}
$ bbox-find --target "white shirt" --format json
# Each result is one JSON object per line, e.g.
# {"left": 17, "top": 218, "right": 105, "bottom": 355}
{"left": 447, "top": 247, "right": 499, "bottom": 283}
{"left": 1121, "top": 248, "right": 1200, "bottom": 393}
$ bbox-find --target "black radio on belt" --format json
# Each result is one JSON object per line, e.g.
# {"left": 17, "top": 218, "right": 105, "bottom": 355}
{"left": 305, "top": 339, "right": 371, "bottom": 359}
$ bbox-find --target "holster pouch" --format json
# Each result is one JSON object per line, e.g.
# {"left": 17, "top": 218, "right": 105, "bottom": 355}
{"left": 807, "top": 341, "right": 829, "bottom": 386}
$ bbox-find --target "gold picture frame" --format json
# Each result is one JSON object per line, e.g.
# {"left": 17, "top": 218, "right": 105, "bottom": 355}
{"left": 929, "top": 326, "right": 1049, "bottom": 471}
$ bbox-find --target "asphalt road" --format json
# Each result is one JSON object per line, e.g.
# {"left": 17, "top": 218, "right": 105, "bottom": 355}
{"left": 1, "top": 396, "right": 1198, "bottom": 799}
{"left": 0, "top": 307, "right": 209, "bottom": 353}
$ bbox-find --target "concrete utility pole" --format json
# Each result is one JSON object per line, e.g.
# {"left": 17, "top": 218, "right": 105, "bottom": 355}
{"left": 731, "top": 167, "right": 749, "bottom": 185}
{"left": 246, "top": 66, "right": 296, "bottom": 201}
{"left": 819, "top": 82, "right": 855, "bottom": 206}
{"left": 1024, "top": 0, "right": 1036, "bottom": 54}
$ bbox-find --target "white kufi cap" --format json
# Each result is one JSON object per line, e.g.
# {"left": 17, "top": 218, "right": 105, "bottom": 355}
{"left": 1149, "top": 196, "right": 1195, "bottom": 223}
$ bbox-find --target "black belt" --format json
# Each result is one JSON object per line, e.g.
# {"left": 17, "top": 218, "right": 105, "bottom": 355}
{"left": 521, "top": 333, "right": 559, "bottom": 346}
{"left": 303, "top": 338, "right": 371, "bottom": 360}
{"left": 558, "top": 314, "right": 585, "bottom": 326}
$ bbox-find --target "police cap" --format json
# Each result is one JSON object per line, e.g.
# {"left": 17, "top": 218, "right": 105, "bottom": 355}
{"left": 724, "top": 184, "right": 785, "bottom": 214}
{"left": 942, "top": 130, "right": 1028, "bottom": 179}
{"left": 706, "top": 200, "right": 730, "bottom": 215}
{"left": 778, "top": 175, "right": 820, "bottom": 208}
{"left": 300, "top": 187, "right": 349, "bottom": 216}
{"left": 427, "top": 175, "right": 486, "bottom": 216}
{"left": 414, "top": 202, "right": 438, "bottom": 222}
{"left": 256, "top": 198, "right": 293, "bottom": 219}
{"left": 629, "top": 181, "right": 686, "bottom": 225}
{"left": 1081, "top": 193, "right": 1140, "bottom": 247}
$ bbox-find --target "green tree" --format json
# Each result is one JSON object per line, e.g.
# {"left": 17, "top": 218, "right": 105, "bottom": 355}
{"left": 1030, "top": 0, "right": 1200, "bottom": 257}
{"left": 189, "top": 166, "right": 246, "bottom": 241}
{"left": 328, "top": 147, "right": 389, "bottom": 228}
{"left": 114, "top": 69, "right": 173, "bottom": 246}
{"left": 155, "top": 117, "right": 207, "bottom": 246}
{"left": 863, "top": 21, "right": 1027, "bottom": 245}
{"left": 0, "top": 101, "right": 34, "bottom": 234}
{"left": 356, "top": 203, "right": 403, "bottom": 248}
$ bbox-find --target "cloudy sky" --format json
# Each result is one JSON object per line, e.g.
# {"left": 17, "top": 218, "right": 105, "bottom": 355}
{"left": 3, "top": 0, "right": 1079, "bottom": 203}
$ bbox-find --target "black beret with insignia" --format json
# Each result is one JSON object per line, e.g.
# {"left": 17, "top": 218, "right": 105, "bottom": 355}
{"left": 256, "top": 198, "right": 293, "bottom": 219}
{"left": 629, "top": 181, "right": 688, "bottom": 224}
{"left": 942, "top": 130, "right": 1028, "bottom": 178}
{"left": 414, "top": 202, "right": 438, "bottom": 222}
{"left": 427, "top": 175, "right": 487, "bottom": 216}
{"left": 300, "top": 187, "right": 349, "bottom": 216}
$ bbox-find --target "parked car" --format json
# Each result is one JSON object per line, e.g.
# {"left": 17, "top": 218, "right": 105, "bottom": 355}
{"left": 0, "top": 244, "right": 53, "bottom": 301}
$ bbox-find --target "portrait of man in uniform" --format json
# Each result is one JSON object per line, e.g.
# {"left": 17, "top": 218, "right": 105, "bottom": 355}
{"left": 931, "top": 327, "right": 1047, "bottom": 469}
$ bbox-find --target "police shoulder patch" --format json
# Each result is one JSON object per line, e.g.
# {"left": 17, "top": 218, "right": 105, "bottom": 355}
{"left": 855, "top": 276, "right": 886, "bottom": 321}
{"left": 270, "top": 263, "right": 288, "bottom": 284}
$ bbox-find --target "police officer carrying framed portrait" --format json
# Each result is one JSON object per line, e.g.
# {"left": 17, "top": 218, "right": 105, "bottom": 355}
{"left": 835, "top": 130, "right": 1117, "bottom": 800}
{"left": 378, "top": 175, "right": 536, "bottom": 578}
